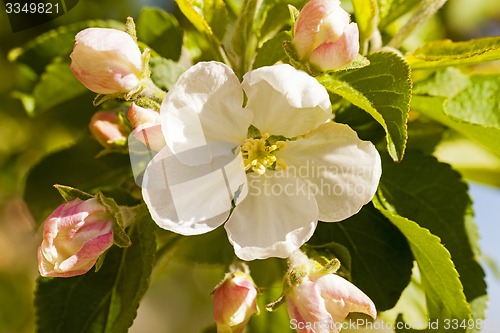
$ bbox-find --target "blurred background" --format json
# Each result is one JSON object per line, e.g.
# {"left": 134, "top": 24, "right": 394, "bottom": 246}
{"left": 0, "top": 0, "right": 499, "bottom": 332}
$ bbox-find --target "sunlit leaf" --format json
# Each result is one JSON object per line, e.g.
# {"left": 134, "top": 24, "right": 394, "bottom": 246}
{"left": 378, "top": 151, "right": 487, "bottom": 305}
{"left": 406, "top": 37, "right": 500, "bottom": 69}
{"left": 319, "top": 51, "right": 411, "bottom": 161}
{"left": 374, "top": 196, "right": 471, "bottom": 332}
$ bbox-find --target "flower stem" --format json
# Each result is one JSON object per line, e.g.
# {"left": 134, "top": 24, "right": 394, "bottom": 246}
{"left": 388, "top": 0, "right": 448, "bottom": 49}
{"left": 138, "top": 78, "right": 167, "bottom": 105}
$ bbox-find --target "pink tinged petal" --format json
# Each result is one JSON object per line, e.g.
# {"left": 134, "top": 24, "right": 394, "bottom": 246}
{"left": 242, "top": 64, "right": 331, "bottom": 138}
{"left": 70, "top": 28, "right": 143, "bottom": 94}
{"left": 315, "top": 274, "right": 377, "bottom": 321}
{"left": 38, "top": 198, "right": 113, "bottom": 277}
{"left": 142, "top": 144, "right": 248, "bottom": 235}
{"left": 89, "top": 111, "right": 128, "bottom": 148}
{"left": 293, "top": 0, "right": 349, "bottom": 58}
{"left": 55, "top": 231, "right": 113, "bottom": 277}
{"left": 214, "top": 274, "right": 258, "bottom": 328}
{"left": 128, "top": 103, "right": 165, "bottom": 151}
{"left": 275, "top": 122, "right": 381, "bottom": 222}
{"left": 225, "top": 171, "right": 318, "bottom": 260}
{"left": 309, "top": 23, "right": 360, "bottom": 71}
{"left": 132, "top": 124, "right": 166, "bottom": 151}
{"left": 127, "top": 103, "right": 160, "bottom": 128}
{"left": 287, "top": 280, "right": 338, "bottom": 333}
{"left": 160, "top": 61, "right": 252, "bottom": 163}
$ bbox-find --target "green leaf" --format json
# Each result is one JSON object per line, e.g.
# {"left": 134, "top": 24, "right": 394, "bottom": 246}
{"left": 24, "top": 137, "right": 133, "bottom": 229}
{"left": 174, "top": 227, "right": 235, "bottom": 266}
{"left": 413, "top": 95, "right": 500, "bottom": 157}
{"left": 352, "top": 0, "right": 378, "bottom": 52}
{"left": 406, "top": 36, "right": 500, "bottom": 69}
{"left": 413, "top": 67, "right": 470, "bottom": 97}
{"left": 255, "top": 0, "right": 301, "bottom": 42}
{"left": 31, "top": 59, "right": 87, "bottom": 115}
{"left": 252, "top": 31, "right": 290, "bottom": 69}
{"left": 377, "top": 0, "right": 420, "bottom": 29}
{"left": 378, "top": 151, "right": 487, "bottom": 304}
{"left": 319, "top": 51, "right": 411, "bottom": 161}
{"left": 444, "top": 75, "right": 500, "bottom": 128}
{"left": 35, "top": 209, "right": 156, "bottom": 333}
{"left": 149, "top": 57, "right": 185, "bottom": 91}
{"left": 406, "top": 117, "right": 446, "bottom": 154}
{"left": 247, "top": 280, "right": 294, "bottom": 333}
{"left": 373, "top": 197, "right": 471, "bottom": 332}
{"left": 137, "top": 7, "right": 183, "bottom": 61}
{"left": 306, "top": 242, "right": 353, "bottom": 281}
{"left": 309, "top": 203, "right": 414, "bottom": 311}
{"left": 434, "top": 138, "right": 500, "bottom": 187}
{"left": 412, "top": 69, "right": 500, "bottom": 157}
{"left": 96, "top": 193, "right": 132, "bottom": 248}
{"left": 54, "top": 184, "right": 93, "bottom": 201}
{"left": 231, "top": 0, "right": 259, "bottom": 74}
{"left": 246, "top": 258, "right": 292, "bottom": 332}
{"left": 175, "top": 0, "right": 228, "bottom": 41}
{"left": 468, "top": 295, "right": 488, "bottom": 333}
{"left": 9, "top": 20, "right": 125, "bottom": 74}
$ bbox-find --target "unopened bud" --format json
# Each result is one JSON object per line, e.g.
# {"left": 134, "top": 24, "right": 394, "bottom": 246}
{"left": 293, "top": 0, "right": 359, "bottom": 71}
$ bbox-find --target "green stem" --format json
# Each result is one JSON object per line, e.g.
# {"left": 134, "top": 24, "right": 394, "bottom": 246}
{"left": 388, "top": 0, "right": 448, "bottom": 49}
{"left": 138, "top": 78, "right": 167, "bottom": 105}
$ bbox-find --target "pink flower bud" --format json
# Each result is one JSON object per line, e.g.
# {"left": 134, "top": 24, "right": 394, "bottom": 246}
{"left": 213, "top": 269, "right": 259, "bottom": 333}
{"left": 127, "top": 103, "right": 165, "bottom": 151}
{"left": 89, "top": 111, "right": 129, "bottom": 149}
{"left": 293, "top": 0, "right": 359, "bottom": 71}
{"left": 38, "top": 198, "right": 114, "bottom": 278}
{"left": 70, "top": 28, "right": 143, "bottom": 94}
{"left": 286, "top": 251, "right": 376, "bottom": 332}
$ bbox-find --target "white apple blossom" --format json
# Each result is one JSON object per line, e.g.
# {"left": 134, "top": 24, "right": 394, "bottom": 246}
{"left": 140, "top": 61, "right": 381, "bottom": 261}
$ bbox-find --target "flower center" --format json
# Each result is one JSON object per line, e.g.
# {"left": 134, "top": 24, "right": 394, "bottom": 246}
{"left": 241, "top": 133, "right": 287, "bottom": 175}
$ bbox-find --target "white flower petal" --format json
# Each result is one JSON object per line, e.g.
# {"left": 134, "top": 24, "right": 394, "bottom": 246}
{"left": 241, "top": 64, "right": 331, "bottom": 138}
{"left": 142, "top": 145, "right": 248, "bottom": 235}
{"left": 315, "top": 274, "right": 377, "bottom": 321}
{"left": 287, "top": 280, "right": 337, "bottom": 333}
{"left": 225, "top": 172, "right": 318, "bottom": 260}
{"left": 275, "top": 122, "right": 381, "bottom": 222}
{"left": 160, "top": 61, "right": 252, "bottom": 163}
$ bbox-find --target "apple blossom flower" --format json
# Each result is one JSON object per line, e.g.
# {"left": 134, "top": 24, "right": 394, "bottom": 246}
{"left": 213, "top": 264, "right": 259, "bottom": 332}
{"left": 141, "top": 61, "right": 381, "bottom": 261}
{"left": 38, "top": 198, "right": 114, "bottom": 278}
{"left": 127, "top": 103, "right": 165, "bottom": 151}
{"left": 89, "top": 111, "right": 129, "bottom": 149}
{"left": 70, "top": 28, "right": 144, "bottom": 95}
{"left": 293, "top": 0, "right": 359, "bottom": 71}
{"left": 286, "top": 251, "right": 376, "bottom": 333}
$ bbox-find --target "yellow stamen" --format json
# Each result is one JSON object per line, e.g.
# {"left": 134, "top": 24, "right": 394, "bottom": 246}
{"left": 241, "top": 134, "right": 287, "bottom": 174}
